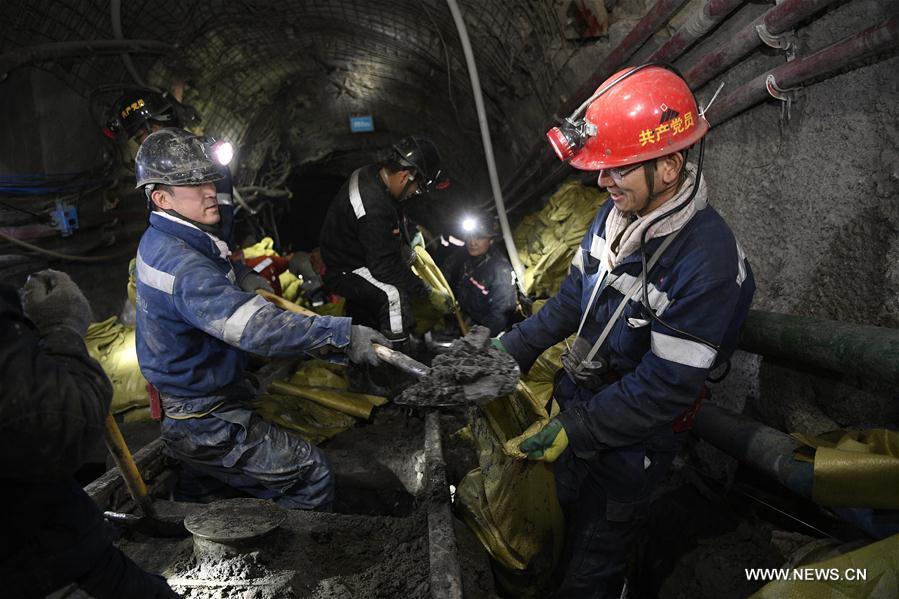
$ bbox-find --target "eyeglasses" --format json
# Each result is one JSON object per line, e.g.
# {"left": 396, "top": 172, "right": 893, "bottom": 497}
{"left": 598, "top": 162, "right": 644, "bottom": 183}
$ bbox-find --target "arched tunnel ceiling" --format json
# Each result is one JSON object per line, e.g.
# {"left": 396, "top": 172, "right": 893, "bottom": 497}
{"left": 151, "top": 0, "right": 566, "bottom": 194}
{"left": 2, "top": 0, "right": 573, "bottom": 200}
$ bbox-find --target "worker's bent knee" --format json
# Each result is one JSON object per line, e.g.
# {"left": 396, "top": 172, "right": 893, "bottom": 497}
{"left": 276, "top": 445, "right": 334, "bottom": 510}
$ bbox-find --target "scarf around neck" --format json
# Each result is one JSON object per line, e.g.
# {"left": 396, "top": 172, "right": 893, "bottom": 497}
{"left": 601, "top": 163, "right": 707, "bottom": 270}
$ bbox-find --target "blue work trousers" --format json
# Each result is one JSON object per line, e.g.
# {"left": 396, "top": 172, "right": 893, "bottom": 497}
{"left": 160, "top": 383, "right": 334, "bottom": 510}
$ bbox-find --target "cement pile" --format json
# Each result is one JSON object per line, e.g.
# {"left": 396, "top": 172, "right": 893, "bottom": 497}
{"left": 398, "top": 326, "right": 520, "bottom": 407}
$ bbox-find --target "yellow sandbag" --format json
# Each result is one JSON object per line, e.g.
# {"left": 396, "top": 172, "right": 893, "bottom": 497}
{"left": 455, "top": 379, "right": 563, "bottom": 588}
{"left": 241, "top": 236, "right": 277, "bottom": 259}
{"left": 269, "top": 380, "right": 386, "bottom": 420}
{"left": 253, "top": 393, "right": 358, "bottom": 445}
{"left": 792, "top": 429, "right": 899, "bottom": 509}
{"left": 512, "top": 182, "right": 607, "bottom": 297}
{"left": 309, "top": 296, "right": 345, "bottom": 317}
{"left": 751, "top": 533, "right": 899, "bottom": 599}
{"left": 84, "top": 317, "right": 149, "bottom": 417}
{"left": 289, "top": 360, "right": 349, "bottom": 390}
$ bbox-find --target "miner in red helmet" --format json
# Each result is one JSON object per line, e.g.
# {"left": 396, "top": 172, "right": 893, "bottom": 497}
{"left": 497, "top": 65, "right": 756, "bottom": 596}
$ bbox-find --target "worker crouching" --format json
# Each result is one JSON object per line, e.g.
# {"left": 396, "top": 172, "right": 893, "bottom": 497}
{"left": 133, "top": 128, "right": 388, "bottom": 510}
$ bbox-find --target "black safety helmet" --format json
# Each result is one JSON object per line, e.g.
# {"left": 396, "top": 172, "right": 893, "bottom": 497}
{"left": 108, "top": 90, "right": 181, "bottom": 139}
{"left": 135, "top": 128, "right": 223, "bottom": 189}
{"left": 392, "top": 136, "right": 448, "bottom": 192}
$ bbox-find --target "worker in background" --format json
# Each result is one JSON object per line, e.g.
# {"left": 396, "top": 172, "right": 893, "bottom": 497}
{"left": 107, "top": 89, "right": 239, "bottom": 249}
{"left": 133, "top": 128, "right": 390, "bottom": 509}
{"left": 0, "top": 270, "right": 178, "bottom": 598}
{"left": 319, "top": 137, "right": 455, "bottom": 349}
{"left": 497, "top": 65, "right": 755, "bottom": 597}
{"left": 443, "top": 213, "right": 518, "bottom": 335}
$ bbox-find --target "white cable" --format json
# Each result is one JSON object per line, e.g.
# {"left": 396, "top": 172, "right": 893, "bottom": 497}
{"left": 445, "top": 0, "right": 526, "bottom": 286}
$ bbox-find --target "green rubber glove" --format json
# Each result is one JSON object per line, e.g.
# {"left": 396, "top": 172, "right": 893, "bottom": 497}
{"left": 428, "top": 287, "right": 454, "bottom": 314}
{"left": 490, "top": 337, "right": 507, "bottom": 352}
{"left": 519, "top": 419, "right": 569, "bottom": 462}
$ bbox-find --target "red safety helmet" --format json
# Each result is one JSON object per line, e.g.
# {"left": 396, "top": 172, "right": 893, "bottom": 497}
{"left": 547, "top": 64, "right": 709, "bottom": 170}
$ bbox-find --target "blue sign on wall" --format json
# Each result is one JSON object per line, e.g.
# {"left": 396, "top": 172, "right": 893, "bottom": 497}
{"left": 349, "top": 115, "right": 375, "bottom": 133}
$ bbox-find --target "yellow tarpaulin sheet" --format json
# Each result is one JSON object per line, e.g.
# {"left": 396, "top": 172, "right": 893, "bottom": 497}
{"left": 792, "top": 429, "right": 899, "bottom": 509}
{"left": 254, "top": 360, "right": 386, "bottom": 444}
{"left": 512, "top": 181, "right": 607, "bottom": 297}
{"left": 750, "top": 533, "right": 899, "bottom": 599}
{"left": 84, "top": 316, "right": 149, "bottom": 417}
{"left": 455, "top": 297, "right": 571, "bottom": 594}
{"left": 411, "top": 245, "right": 457, "bottom": 333}
{"left": 455, "top": 380, "right": 563, "bottom": 586}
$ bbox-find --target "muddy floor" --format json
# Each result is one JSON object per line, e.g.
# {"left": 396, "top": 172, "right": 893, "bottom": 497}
{"left": 114, "top": 405, "right": 494, "bottom": 598}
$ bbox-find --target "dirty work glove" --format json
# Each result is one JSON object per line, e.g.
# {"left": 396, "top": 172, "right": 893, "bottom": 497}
{"left": 21, "top": 269, "right": 93, "bottom": 336}
{"left": 238, "top": 270, "right": 273, "bottom": 293}
{"left": 347, "top": 325, "right": 392, "bottom": 366}
{"left": 428, "top": 287, "right": 454, "bottom": 314}
{"left": 519, "top": 419, "right": 569, "bottom": 462}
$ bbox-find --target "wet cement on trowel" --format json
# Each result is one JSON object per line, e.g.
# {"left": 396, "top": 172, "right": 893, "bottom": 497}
{"left": 399, "top": 325, "right": 520, "bottom": 407}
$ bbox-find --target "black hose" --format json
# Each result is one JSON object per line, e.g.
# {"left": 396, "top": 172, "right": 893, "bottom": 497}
{"left": 638, "top": 137, "right": 720, "bottom": 352}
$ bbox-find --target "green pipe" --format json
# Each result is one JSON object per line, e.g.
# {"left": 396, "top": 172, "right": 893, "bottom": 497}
{"left": 738, "top": 310, "right": 899, "bottom": 386}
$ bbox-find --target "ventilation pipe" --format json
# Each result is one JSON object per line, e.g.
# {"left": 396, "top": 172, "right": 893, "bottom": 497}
{"left": 693, "top": 404, "right": 899, "bottom": 539}
{"left": 648, "top": 0, "right": 747, "bottom": 63}
{"left": 684, "top": 0, "right": 847, "bottom": 89}
{"left": 0, "top": 39, "right": 172, "bottom": 82}
{"left": 707, "top": 15, "right": 899, "bottom": 126}
{"left": 738, "top": 309, "right": 899, "bottom": 386}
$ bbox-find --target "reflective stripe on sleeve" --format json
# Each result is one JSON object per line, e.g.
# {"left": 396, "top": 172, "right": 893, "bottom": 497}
{"left": 349, "top": 169, "right": 366, "bottom": 219}
{"left": 223, "top": 295, "right": 270, "bottom": 345}
{"left": 136, "top": 252, "right": 175, "bottom": 294}
{"left": 651, "top": 330, "right": 717, "bottom": 369}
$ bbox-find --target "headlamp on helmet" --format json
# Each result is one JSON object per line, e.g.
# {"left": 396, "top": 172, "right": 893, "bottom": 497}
{"left": 547, "top": 118, "right": 597, "bottom": 162}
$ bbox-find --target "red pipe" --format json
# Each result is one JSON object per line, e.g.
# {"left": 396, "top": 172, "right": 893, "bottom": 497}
{"left": 649, "top": 0, "right": 746, "bottom": 63}
{"left": 521, "top": 17, "right": 899, "bottom": 207}
{"left": 502, "top": 0, "right": 691, "bottom": 197}
{"left": 559, "top": 0, "right": 692, "bottom": 116}
{"left": 707, "top": 16, "right": 899, "bottom": 125}
{"left": 683, "top": 0, "right": 843, "bottom": 89}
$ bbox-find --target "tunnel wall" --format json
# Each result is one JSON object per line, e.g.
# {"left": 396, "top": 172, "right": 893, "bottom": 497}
{"left": 494, "top": 0, "right": 898, "bottom": 455}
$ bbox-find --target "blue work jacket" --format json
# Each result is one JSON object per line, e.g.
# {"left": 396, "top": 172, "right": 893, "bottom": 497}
{"left": 135, "top": 212, "right": 352, "bottom": 397}
{"left": 501, "top": 196, "right": 755, "bottom": 454}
